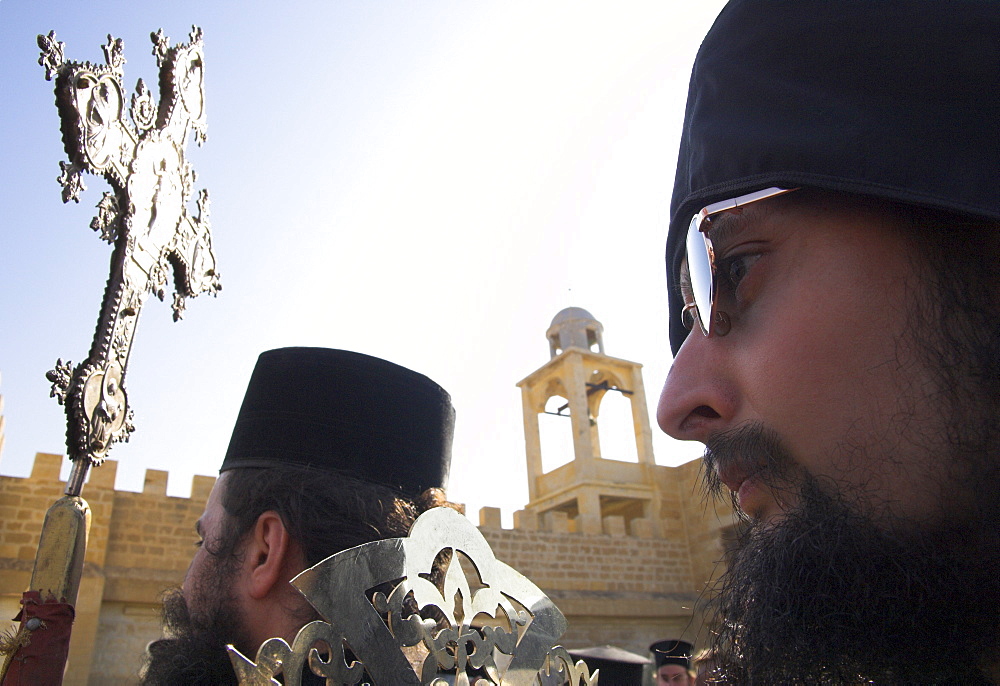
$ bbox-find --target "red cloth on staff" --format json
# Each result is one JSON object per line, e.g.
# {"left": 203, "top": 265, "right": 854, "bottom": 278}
{"left": 1, "top": 591, "right": 74, "bottom": 686}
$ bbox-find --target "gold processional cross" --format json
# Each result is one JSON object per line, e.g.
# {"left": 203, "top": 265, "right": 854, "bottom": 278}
{"left": 1, "top": 30, "right": 221, "bottom": 681}
{"left": 38, "top": 27, "right": 219, "bottom": 490}
{"left": 0, "top": 28, "right": 218, "bottom": 685}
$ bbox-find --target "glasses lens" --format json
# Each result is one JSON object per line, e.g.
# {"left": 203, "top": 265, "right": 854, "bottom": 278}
{"left": 685, "top": 213, "right": 714, "bottom": 335}
{"left": 681, "top": 187, "right": 795, "bottom": 338}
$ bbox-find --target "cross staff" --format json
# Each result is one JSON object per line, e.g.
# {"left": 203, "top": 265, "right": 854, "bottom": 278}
{"left": 40, "top": 26, "right": 220, "bottom": 483}
{"left": 0, "top": 28, "right": 219, "bottom": 685}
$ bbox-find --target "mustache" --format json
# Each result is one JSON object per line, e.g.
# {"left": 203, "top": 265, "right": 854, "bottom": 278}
{"left": 701, "top": 422, "right": 795, "bottom": 505}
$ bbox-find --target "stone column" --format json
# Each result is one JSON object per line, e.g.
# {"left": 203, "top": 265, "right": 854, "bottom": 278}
{"left": 521, "top": 386, "right": 543, "bottom": 502}
{"left": 565, "top": 352, "right": 596, "bottom": 480}
{"left": 630, "top": 366, "right": 656, "bottom": 467}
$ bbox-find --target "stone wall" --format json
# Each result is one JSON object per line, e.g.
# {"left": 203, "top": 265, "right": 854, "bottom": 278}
{"left": 0, "top": 452, "right": 733, "bottom": 685}
{"left": 0, "top": 453, "right": 212, "bottom": 685}
{"left": 479, "top": 525, "right": 706, "bottom": 655}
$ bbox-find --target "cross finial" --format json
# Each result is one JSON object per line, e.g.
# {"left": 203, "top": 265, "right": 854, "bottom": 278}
{"left": 39, "top": 28, "right": 220, "bottom": 468}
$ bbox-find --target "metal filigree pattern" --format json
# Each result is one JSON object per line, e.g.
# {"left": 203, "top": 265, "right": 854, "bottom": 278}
{"left": 228, "top": 508, "right": 597, "bottom": 686}
{"left": 536, "top": 648, "right": 599, "bottom": 686}
{"left": 90, "top": 192, "right": 121, "bottom": 243}
{"left": 45, "top": 359, "right": 74, "bottom": 406}
{"left": 57, "top": 161, "right": 86, "bottom": 204}
{"left": 130, "top": 79, "right": 156, "bottom": 130}
{"left": 37, "top": 31, "right": 65, "bottom": 80}
{"left": 102, "top": 34, "right": 125, "bottom": 71}
{"left": 38, "top": 27, "right": 219, "bottom": 467}
{"left": 230, "top": 621, "right": 366, "bottom": 685}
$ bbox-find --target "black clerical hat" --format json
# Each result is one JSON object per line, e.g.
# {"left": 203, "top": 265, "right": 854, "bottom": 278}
{"left": 568, "top": 645, "right": 649, "bottom": 684}
{"left": 649, "top": 639, "right": 693, "bottom": 670}
{"left": 666, "top": 0, "right": 1000, "bottom": 354}
{"left": 220, "top": 347, "right": 453, "bottom": 495}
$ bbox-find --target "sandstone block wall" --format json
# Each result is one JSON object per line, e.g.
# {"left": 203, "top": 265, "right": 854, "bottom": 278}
{"left": 0, "top": 452, "right": 732, "bottom": 685}
{"left": 480, "top": 525, "right": 706, "bottom": 655}
{"left": 0, "top": 453, "right": 212, "bottom": 686}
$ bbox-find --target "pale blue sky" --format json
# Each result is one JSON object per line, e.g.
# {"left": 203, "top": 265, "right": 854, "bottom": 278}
{"left": 0, "top": 1, "right": 725, "bottom": 522}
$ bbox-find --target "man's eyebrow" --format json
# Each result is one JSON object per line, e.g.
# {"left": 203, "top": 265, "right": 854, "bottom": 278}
{"left": 704, "top": 211, "right": 743, "bottom": 246}
{"left": 195, "top": 520, "right": 203, "bottom": 537}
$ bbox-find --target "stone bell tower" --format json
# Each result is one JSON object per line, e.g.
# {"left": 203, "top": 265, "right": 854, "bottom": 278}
{"left": 517, "top": 308, "right": 661, "bottom": 536}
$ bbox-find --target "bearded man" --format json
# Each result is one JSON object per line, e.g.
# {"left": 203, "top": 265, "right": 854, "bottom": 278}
{"left": 141, "top": 347, "right": 454, "bottom": 685}
{"left": 655, "top": 1, "right": 1000, "bottom": 683}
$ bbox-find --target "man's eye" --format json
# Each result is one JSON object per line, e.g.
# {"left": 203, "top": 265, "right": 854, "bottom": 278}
{"left": 194, "top": 539, "right": 204, "bottom": 548}
{"left": 719, "top": 252, "right": 760, "bottom": 291}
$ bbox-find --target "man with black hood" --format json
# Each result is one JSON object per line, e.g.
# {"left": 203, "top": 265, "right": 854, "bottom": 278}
{"left": 656, "top": 1, "right": 1000, "bottom": 683}
{"left": 140, "top": 347, "right": 455, "bottom": 685}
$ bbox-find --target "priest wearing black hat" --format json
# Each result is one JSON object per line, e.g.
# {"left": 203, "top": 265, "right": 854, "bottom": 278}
{"left": 656, "top": 0, "right": 1000, "bottom": 683}
{"left": 141, "top": 347, "right": 456, "bottom": 685}
{"left": 566, "top": 644, "right": 650, "bottom": 684}
{"left": 649, "top": 640, "right": 693, "bottom": 686}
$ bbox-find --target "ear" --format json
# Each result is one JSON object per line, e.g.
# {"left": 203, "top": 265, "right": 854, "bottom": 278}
{"left": 243, "top": 510, "right": 299, "bottom": 600}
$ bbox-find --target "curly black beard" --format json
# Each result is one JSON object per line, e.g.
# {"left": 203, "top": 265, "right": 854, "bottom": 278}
{"left": 701, "top": 425, "right": 1000, "bottom": 685}
{"left": 140, "top": 565, "right": 249, "bottom": 685}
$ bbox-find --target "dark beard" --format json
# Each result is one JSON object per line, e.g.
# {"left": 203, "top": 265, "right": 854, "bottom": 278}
{"left": 141, "top": 586, "right": 248, "bottom": 685}
{"left": 704, "top": 426, "right": 1000, "bottom": 684}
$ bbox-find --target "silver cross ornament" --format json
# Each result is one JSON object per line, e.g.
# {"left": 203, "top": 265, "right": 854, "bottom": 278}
{"left": 38, "top": 27, "right": 220, "bottom": 474}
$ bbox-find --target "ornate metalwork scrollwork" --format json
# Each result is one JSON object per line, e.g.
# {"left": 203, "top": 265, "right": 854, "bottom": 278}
{"left": 228, "top": 508, "right": 599, "bottom": 685}
{"left": 37, "top": 27, "right": 219, "bottom": 467}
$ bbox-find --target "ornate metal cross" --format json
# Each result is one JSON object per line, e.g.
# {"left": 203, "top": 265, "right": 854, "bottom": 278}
{"left": 0, "top": 28, "right": 220, "bottom": 684}
{"left": 37, "top": 27, "right": 220, "bottom": 488}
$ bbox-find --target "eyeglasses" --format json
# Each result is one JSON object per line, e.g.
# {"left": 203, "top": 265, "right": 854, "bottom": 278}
{"left": 683, "top": 187, "right": 797, "bottom": 337}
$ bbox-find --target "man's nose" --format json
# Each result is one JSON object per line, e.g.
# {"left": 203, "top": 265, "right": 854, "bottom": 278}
{"left": 656, "top": 329, "right": 737, "bottom": 443}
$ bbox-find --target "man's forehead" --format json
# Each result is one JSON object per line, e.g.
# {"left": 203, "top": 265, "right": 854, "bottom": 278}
{"left": 198, "top": 471, "right": 231, "bottom": 524}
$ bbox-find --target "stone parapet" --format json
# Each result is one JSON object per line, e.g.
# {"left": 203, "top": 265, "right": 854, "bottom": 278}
{"left": 0, "top": 452, "right": 732, "bottom": 685}
{"left": 479, "top": 526, "right": 696, "bottom": 596}
{"left": 478, "top": 506, "right": 502, "bottom": 529}
{"left": 0, "top": 453, "right": 215, "bottom": 686}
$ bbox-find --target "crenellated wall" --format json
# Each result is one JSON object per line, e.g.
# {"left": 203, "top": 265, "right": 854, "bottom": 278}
{"left": 0, "top": 451, "right": 734, "bottom": 685}
{"left": 481, "top": 456, "right": 736, "bottom": 655}
{"left": 0, "top": 453, "right": 212, "bottom": 686}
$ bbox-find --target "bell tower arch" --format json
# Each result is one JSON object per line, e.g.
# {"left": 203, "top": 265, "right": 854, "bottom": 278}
{"left": 517, "top": 308, "right": 660, "bottom": 536}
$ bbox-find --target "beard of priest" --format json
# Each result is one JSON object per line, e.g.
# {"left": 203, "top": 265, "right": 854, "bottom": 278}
{"left": 140, "top": 347, "right": 455, "bottom": 686}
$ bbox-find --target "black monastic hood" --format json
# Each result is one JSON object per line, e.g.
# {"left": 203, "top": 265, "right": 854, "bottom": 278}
{"left": 667, "top": 0, "right": 1000, "bottom": 354}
